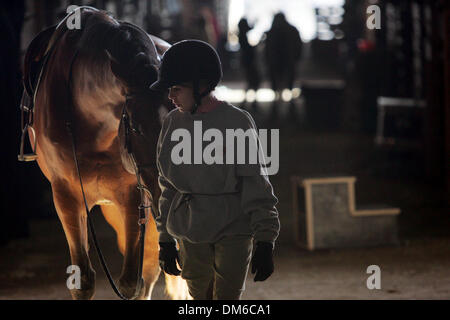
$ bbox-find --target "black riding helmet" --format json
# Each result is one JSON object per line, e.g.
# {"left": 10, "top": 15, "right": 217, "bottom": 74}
{"left": 150, "top": 40, "right": 222, "bottom": 114}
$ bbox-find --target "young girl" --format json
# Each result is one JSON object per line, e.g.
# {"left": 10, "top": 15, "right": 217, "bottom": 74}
{"left": 150, "top": 40, "right": 280, "bottom": 300}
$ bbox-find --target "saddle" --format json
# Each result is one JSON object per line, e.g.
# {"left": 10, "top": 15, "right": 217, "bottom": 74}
{"left": 18, "top": 24, "right": 56, "bottom": 161}
{"left": 18, "top": 6, "right": 103, "bottom": 162}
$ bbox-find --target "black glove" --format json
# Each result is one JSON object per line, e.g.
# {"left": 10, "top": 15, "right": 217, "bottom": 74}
{"left": 159, "top": 242, "right": 181, "bottom": 276}
{"left": 251, "top": 241, "right": 274, "bottom": 282}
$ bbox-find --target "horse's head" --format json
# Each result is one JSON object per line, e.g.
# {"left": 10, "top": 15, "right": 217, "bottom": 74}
{"left": 85, "top": 14, "right": 167, "bottom": 207}
{"left": 114, "top": 22, "right": 166, "bottom": 204}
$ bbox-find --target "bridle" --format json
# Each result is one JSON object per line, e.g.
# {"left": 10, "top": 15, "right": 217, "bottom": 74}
{"left": 22, "top": 6, "right": 159, "bottom": 300}
{"left": 121, "top": 93, "right": 160, "bottom": 220}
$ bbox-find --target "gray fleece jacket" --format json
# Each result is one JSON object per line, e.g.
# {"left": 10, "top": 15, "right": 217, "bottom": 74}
{"left": 156, "top": 101, "right": 280, "bottom": 245}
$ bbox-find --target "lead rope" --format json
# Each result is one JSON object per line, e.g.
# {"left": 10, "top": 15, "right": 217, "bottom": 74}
{"left": 65, "top": 47, "right": 145, "bottom": 300}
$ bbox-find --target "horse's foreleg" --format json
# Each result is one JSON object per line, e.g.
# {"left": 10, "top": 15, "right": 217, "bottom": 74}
{"left": 52, "top": 180, "right": 96, "bottom": 300}
{"left": 141, "top": 212, "right": 161, "bottom": 299}
{"left": 112, "top": 187, "right": 149, "bottom": 299}
{"left": 101, "top": 202, "right": 160, "bottom": 300}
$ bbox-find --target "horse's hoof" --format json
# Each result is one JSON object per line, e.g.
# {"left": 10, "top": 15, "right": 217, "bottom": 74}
{"left": 117, "top": 277, "right": 146, "bottom": 300}
{"left": 69, "top": 268, "right": 96, "bottom": 300}
{"left": 70, "top": 286, "right": 95, "bottom": 300}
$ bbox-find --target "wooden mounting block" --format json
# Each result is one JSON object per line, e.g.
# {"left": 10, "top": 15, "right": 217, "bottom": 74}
{"left": 291, "top": 176, "right": 400, "bottom": 250}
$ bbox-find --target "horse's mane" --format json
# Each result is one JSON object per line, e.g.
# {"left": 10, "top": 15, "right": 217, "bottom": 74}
{"left": 71, "top": 9, "right": 158, "bottom": 90}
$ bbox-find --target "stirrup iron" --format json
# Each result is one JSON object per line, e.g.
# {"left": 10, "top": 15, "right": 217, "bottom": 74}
{"left": 18, "top": 124, "right": 37, "bottom": 162}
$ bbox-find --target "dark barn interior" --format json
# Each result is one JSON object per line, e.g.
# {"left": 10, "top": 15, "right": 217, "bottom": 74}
{"left": 0, "top": 0, "right": 449, "bottom": 299}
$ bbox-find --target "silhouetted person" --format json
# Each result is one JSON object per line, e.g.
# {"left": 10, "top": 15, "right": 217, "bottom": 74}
{"left": 238, "top": 18, "right": 261, "bottom": 98}
{"left": 264, "top": 13, "right": 302, "bottom": 98}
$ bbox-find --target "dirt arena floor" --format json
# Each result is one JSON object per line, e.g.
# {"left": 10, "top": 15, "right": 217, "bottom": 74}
{"left": 0, "top": 218, "right": 449, "bottom": 300}
{"left": 1, "top": 97, "right": 449, "bottom": 300}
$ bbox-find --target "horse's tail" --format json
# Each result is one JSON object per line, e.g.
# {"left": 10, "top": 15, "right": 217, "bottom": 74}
{"left": 164, "top": 273, "right": 192, "bottom": 300}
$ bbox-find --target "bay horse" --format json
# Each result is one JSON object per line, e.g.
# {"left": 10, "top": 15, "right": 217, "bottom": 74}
{"left": 22, "top": 7, "right": 188, "bottom": 300}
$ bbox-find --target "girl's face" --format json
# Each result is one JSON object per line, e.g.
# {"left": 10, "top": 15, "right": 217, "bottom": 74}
{"left": 168, "top": 84, "right": 195, "bottom": 113}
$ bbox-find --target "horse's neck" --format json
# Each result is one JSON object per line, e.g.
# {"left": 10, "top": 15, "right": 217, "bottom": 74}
{"left": 72, "top": 58, "right": 125, "bottom": 150}
{"left": 72, "top": 61, "right": 125, "bottom": 125}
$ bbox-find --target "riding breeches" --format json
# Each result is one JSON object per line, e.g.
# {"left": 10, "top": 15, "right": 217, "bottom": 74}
{"left": 178, "top": 234, "right": 253, "bottom": 300}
